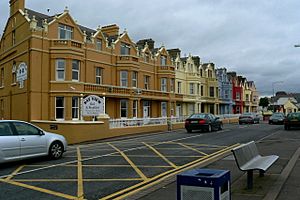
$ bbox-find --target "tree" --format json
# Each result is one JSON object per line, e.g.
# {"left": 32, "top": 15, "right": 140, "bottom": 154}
{"left": 259, "top": 97, "right": 269, "bottom": 108}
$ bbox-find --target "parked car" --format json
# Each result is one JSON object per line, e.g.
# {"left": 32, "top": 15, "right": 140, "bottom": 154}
{"left": 239, "top": 113, "right": 260, "bottom": 124}
{"left": 0, "top": 120, "right": 67, "bottom": 164}
{"left": 284, "top": 112, "right": 300, "bottom": 130}
{"left": 185, "top": 113, "right": 223, "bottom": 133}
{"left": 269, "top": 112, "right": 285, "bottom": 124}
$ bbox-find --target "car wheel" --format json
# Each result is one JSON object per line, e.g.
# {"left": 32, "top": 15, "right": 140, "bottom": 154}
{"left": 207, "top": 124, "right": 212, "bottom": 132}
{"left": 218, "top": 123, "right": 223, "bottom": 130}
{"left": 49, "top": 141, "right": 64, "bottom": 159}
{"left": 186, "top": 129, "right": 192, "bottom": 133}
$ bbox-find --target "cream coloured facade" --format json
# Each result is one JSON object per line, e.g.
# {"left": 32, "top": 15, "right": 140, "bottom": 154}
{"left": 172, "top": 52, "right": 219, "bottom": 116}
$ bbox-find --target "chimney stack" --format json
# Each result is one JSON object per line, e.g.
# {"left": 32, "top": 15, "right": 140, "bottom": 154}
{"left": 9, "top": 0, "right": 25, "bottom": 16}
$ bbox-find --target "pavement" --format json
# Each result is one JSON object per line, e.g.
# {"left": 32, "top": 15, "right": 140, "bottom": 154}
{"left": 125, "top": 126, "right": 300, "bottom": 200}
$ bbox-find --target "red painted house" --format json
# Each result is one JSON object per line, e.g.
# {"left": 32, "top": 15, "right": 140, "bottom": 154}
{"left": 228, "top": 72, "right": 244, "bottom": 114}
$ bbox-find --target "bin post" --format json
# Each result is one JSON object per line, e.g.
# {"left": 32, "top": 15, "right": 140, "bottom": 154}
{"left": 177, "top": 168, "right": 231, "bottom": 200}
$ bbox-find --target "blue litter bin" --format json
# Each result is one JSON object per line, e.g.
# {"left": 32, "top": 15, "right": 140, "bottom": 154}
{"left": 177, "top": 168, "right": 230, "bottom": 200}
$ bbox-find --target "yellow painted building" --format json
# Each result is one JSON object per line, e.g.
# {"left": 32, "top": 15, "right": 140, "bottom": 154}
{"left": 0, "top": 0, "right": 184, "bottom": 122}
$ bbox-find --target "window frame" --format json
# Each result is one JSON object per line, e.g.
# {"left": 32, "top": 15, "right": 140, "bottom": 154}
{"left": 161, "top": 102, "right": 167, "bottom": 117}
{"left": 120, "top": 99, "right": 128, "bottom": 118}
{"left": 160, "top": 55, "right": 167, "bottom": 66}
{"left": 95, "top": 67, "right": 103, "bottom": 85}
{"left": 120, "top": 71, "right": 128, "bottom": 87}
{"left": 120, "top": 43, "right": 130, "bottom": 55}
{"left": 58, "top": 24, "right": 73, "bottom": 40}
{"left": 161, "top": 78, "right": 167, "bottom": 92}
{"left": 144, "top": 75, "right": 150, "bottom": 90}
{"left": 96, "top": 39, "right": 102, "bottom": 51}
{"left": 177, "top": 82, "right": 182, "bottom": 94}
{"left": 72, "top": 60, "right": 80, "bottom": 82}
{"left": 189, "top": 83, "right": 194, "bottom": 95}
{"left": 132, "top": 71, "right": 138, "bottom": 88}
{"left": 209, "top": 87, "right": 214, "bottom": 97}
{"left": 72, "top": 97, "right": 79, "bottom": 120}
{"left": 56, "top": 59, "right": 65, "bottom": 81}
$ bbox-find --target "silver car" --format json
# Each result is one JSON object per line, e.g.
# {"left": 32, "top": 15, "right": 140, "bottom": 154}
{"left": 0, "top": 120, "right": 67, "bottom": 164}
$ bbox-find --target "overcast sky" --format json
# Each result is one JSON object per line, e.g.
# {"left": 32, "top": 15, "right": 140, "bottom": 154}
{"left": 1, "top": 0, "right": 300, "bottom": 97}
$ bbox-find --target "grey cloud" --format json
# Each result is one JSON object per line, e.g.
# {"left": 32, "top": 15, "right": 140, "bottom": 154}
{"left": 1, "top": 0, "right": 300, "bottom": 96}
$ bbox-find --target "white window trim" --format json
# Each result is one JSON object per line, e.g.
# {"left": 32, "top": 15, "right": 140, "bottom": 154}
{"left": 72, "top": 97, "right": 79, "bottom": 120}
{"left": 56, "top": 59, "right": 65, "bottom": 81}
{"left": 96, "top": 67, "right": 102, "bottom": 85}
{"left": 161, "top": 78, "right": 167, "bottom": 92}
{"left": 72, "top": 60, "right": 80, "bottom": 82}
{"left": 120, "top": 71, "right": 128, "bottom": 87}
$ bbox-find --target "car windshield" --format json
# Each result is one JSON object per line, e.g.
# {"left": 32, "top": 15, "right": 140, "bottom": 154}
{"left": 242, "top": 113, "right": 253, "bottom": 116}
{"left": 272, "top": 113, "right": 284, "bottom": 117}
{"left": 288, "top": 113, "right": 300, "bottom": 119}
{"left": 190, "top": 114, "right": 207, "bottom": 119}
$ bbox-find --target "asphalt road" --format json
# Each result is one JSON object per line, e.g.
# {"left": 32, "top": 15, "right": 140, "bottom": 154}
{"left": 0, "top": 122, "right": 283, "bottom": 200}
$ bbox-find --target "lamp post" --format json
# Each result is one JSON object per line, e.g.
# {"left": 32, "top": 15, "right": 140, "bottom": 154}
{"left": 272, "top": 81, "right": 283, "bottom": 112}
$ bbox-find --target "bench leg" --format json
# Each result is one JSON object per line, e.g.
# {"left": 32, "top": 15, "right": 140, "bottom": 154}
{"left": 259, "top": 170, "right": 265, "bottom": 177}
{"left": 247, "top": 170, "right": 253, "bottom": 189}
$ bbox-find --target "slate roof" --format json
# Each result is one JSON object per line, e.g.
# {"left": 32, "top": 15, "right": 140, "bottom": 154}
{"left": 26, "top": 8, "right": 96, "bottom": 39}
{"left": 26, "top": 9, "right": 58, "bottom": 27}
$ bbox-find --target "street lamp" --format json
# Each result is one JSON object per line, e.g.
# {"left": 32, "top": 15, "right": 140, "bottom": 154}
{"left": 272, "top": 81, "right": 283, "bottom": 112}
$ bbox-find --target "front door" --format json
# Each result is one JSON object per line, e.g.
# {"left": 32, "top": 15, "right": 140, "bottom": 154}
{"left": 12, "top": 122, "right": 47, "bottom": 157}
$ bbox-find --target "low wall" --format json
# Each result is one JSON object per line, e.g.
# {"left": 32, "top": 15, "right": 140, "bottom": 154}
{"left": 32, "top": 119, "right": 184, "bottom": 145}
{"left": 32, "top": 118, "right": 236, "bottom": 145}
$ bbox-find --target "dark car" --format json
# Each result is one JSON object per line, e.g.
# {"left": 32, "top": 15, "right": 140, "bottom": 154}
{"left": 239, "top": 113, "right": 260, "bottom": 125}
{"left": 269, "top": 112, "right": 285, "bottom": 124}
{"left": 185, "top": 113, "right": 223, "bottom": 133}
{"left": 284, "top": 112, "right": 300, "bottom": 130}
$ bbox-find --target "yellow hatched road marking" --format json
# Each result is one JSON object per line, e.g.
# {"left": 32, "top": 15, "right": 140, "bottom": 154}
{"left": 107, "top": 143, "right": 148, "bottom": 181}
{"left": 179, "top": 142, "right": 226, "bottom": 148}
{"left": 109, "top": 154, "right": 201, "bottom": 158}
{"left": 13, "top": 178, "right": 144, "bottom": 182}
{"left": 143, "top": 142, "right": 178, "bottom": 169}
{"left": 0, "top": 178, "right": 77, "bottom": 199}
{"left": 77, "top": 147, "right": 84, "bottom": 200}
{"left": 177, "top": 143, "right": 208, "bottom": 156}
{"left": 5, "top": 165, "right": 25, "bottom": 180}
{"left": 101, "top": 143, "right": 240, "bottom": 200}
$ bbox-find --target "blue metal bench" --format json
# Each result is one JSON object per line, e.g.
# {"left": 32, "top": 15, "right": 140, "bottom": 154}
{"left": 231, "top": 141, "right": 279, "bottom": 189}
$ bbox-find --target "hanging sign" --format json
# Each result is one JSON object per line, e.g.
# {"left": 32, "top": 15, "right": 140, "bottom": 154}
{"left": 16, "top": 62, "right": 28, "bottom": 88}
{"left": 82, "top": 95, "right": 104, "bottom": 116}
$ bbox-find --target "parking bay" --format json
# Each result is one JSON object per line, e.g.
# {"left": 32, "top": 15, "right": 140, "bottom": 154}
{"left": 0, "top": 136, "right": 235, "bottom": 200}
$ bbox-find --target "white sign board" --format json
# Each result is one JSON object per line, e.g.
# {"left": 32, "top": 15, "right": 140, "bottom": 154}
{"left": 16, "top": 62, "right": 28, "bottom": 88}
{"left": 82, "top": 95, "right": 104, "bottom": 116}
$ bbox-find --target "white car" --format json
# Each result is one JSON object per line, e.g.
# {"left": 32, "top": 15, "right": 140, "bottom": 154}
{"left": 0, "top": 120, "right": 67, "bottom": 164}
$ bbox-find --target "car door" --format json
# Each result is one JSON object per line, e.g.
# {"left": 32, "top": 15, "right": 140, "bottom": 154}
{"left": 0, "top": 122, "right": 20, "bottom": 161}
{"left": 12, "top": 122, "right": 47, "bottom": 157}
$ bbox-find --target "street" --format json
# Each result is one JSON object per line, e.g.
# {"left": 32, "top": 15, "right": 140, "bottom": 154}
{"left": 0, "top": 122, "right": 283, "bottom": 200}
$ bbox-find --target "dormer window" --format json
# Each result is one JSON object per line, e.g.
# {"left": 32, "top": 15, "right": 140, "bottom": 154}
{"left": 96, "top": 39, "right": 102, "bottom": 51}
{"left": 160, "top": 56, "right": 167, "bottom": 66}
{"left": 144, "top": 53, "right": 150, "bottom": 63}
{"left": 120, "top": 43, "right": 130, "bottom": 55}
{"left": 58, "top": 24, "right": 73, "bottom": 40}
